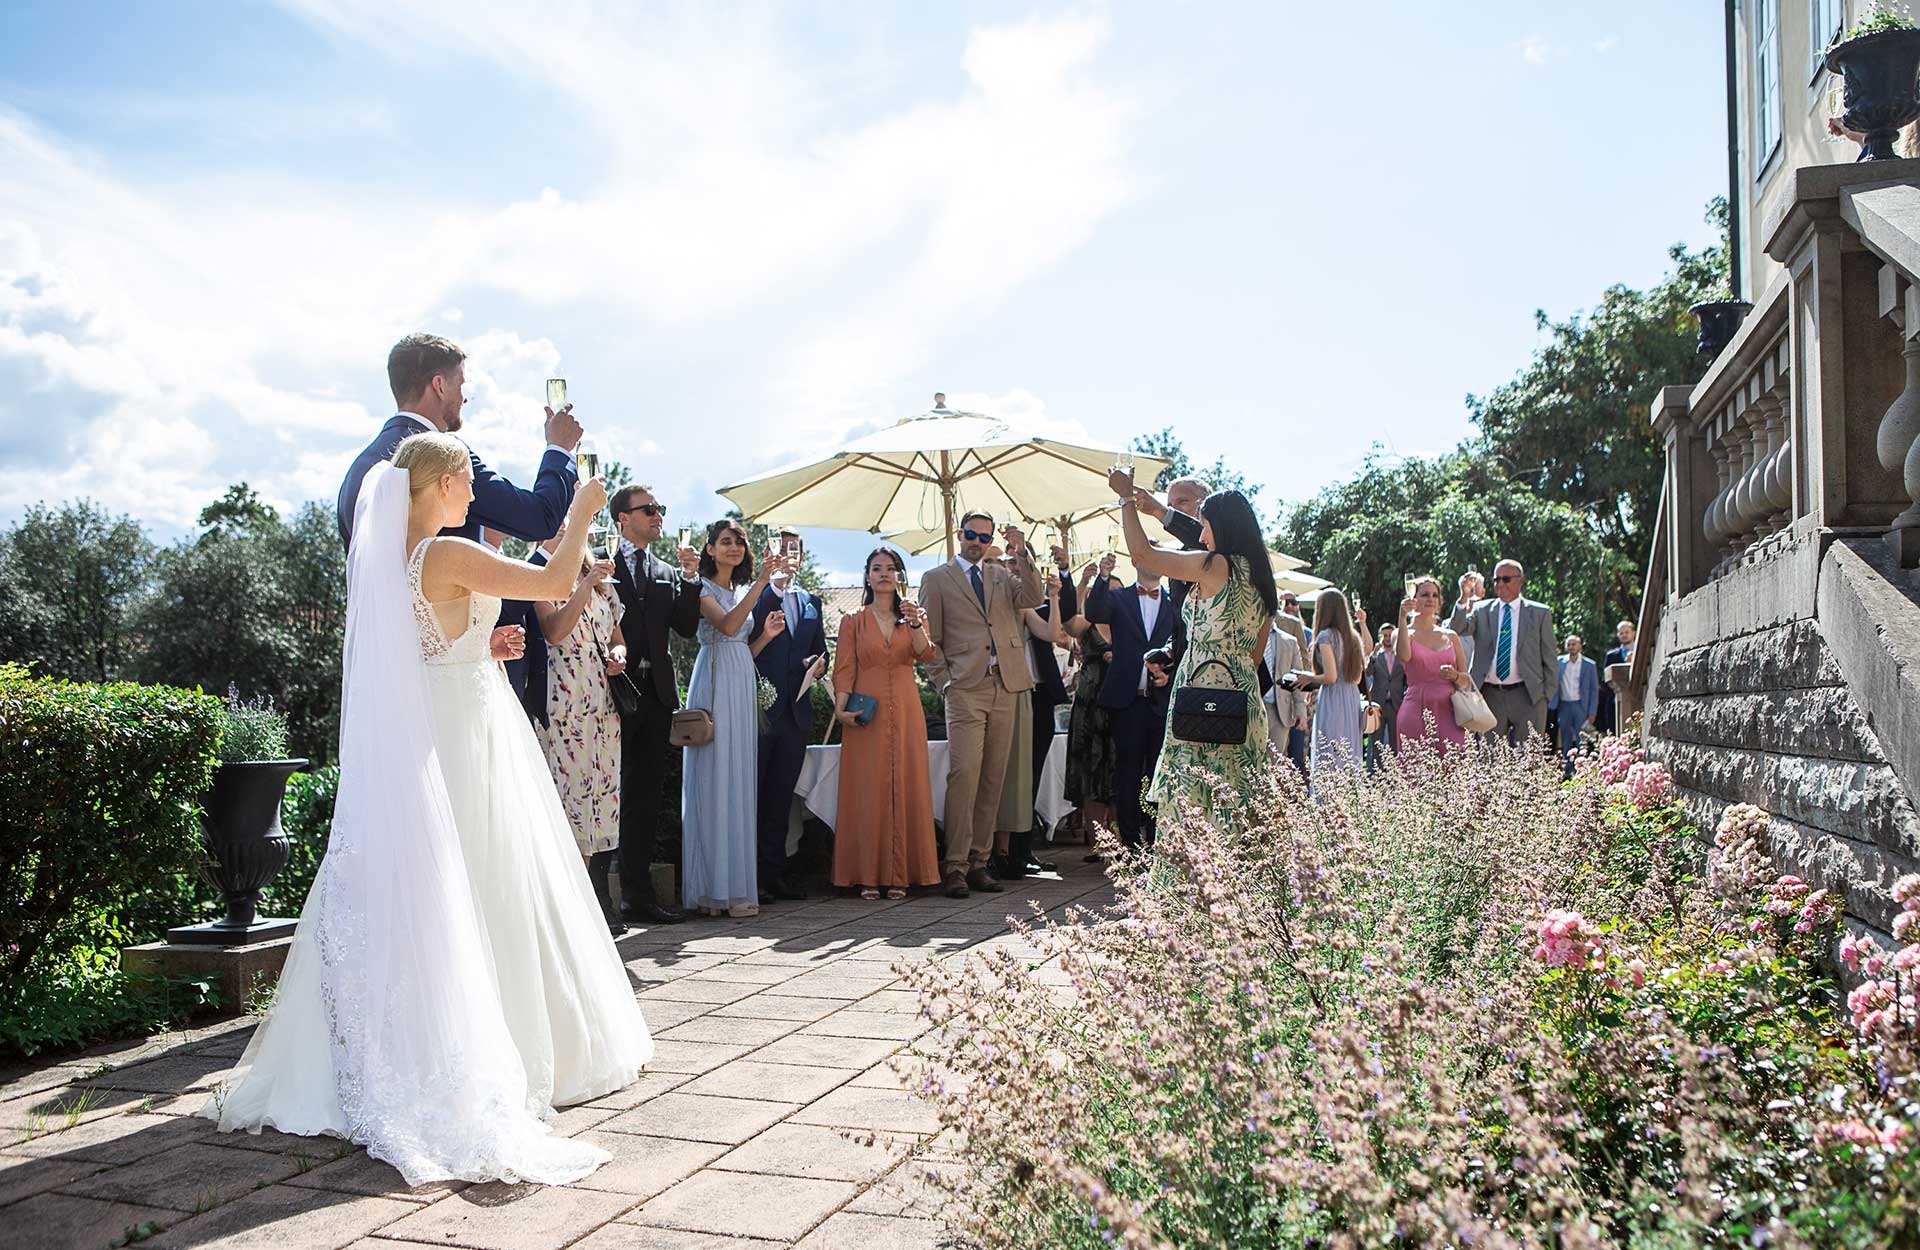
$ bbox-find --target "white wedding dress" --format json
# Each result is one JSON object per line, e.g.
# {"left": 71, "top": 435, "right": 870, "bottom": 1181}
{"left": 200, "top": 464, "right": 648, "bottom": 1186}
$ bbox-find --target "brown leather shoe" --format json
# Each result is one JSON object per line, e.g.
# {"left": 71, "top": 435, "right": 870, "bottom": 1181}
{"left": 941, "top": 868, "right": 971, "bottom": 899}
{"left": 966, "top": 865, "right": 1005, "bottom": 893}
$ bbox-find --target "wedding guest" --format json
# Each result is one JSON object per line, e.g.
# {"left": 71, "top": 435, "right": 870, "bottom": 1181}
{"left": 485, "top": 527, "right": 543, "bottom": 725}
{"left": 532, "top": 522, "right": 628, "bottom": 935}
{"left": 1294, "top": 589, "right": 1369, "bottom": 787}
{"left": 750, "top": 528, "right": 827, "bottom": 902}
{"left": 1600, "top": 619, "right": 1635, "bottom": 733}
{"left": 832, "top": 548, "right": 941, "bottom": 899}
{"left": 1395, "top": 577, "right": 1469, "bottom": 754}
{"left": 1452, "top": 570, "right": 1484, "bottom": 670}
{"left": 1549, "top": 634, "right": 1599, "bottom": 778}
{"left": 1364, "top": 623, "right": 1408, "bottom": 761}
{"left": 608, "top": 485, "right": 701, "bottom": 925}
{"left": 682, "top": 521, "right": 791, "bottom": 918}
{"left": 1276, "top": 592, "right": 1312, "bottom": 771}
{"left": 919, "top": 512, "right": 1044, "bottom": 897}
{"left": 1262, "top": 610, "right": 1308, "bottom": 766}
{"left": 1115, "top": 485, "right": 1275, "bottom": 821}
{"left": 1063, "top": 560, "right": 1118, "bottom": 859}
{"left": 1449, "top": 559, "right": 1556, "bottom": 746}
{"left": 1002, "top": 553, "right": 1075, "bottom": 879}
{"left": 1129, "top": 476, "right": 1209, "bottom": 608}
{"left": 1086, "top": 567, "right": 1180, "bottom": 850}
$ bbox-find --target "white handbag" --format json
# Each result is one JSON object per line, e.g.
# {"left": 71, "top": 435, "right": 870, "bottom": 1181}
{"left": 1451, "top": 685, "right": 1497, "bottom": 734}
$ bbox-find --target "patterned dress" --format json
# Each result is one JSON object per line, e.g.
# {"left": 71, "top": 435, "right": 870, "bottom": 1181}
{"left": 1147, "top": 555, "right": 1267, "bottom": 817}
{"left": 535, "top": 584, "right": 622, "bottom": 856}
{"left": 1063, "top": 630, "right": 1114, "bottom": 807}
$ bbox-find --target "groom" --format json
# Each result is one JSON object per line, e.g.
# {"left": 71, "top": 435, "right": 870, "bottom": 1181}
{"left": 336, "top": 333, "right": 583, "bottom": 550}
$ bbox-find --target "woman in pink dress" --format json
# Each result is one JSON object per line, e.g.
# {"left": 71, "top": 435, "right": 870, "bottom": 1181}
{"left": 1394, "top": 576, "right": 1470, "bottom": 753}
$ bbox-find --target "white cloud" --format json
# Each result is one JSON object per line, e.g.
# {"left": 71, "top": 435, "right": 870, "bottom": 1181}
{"left": 1515, "top": 35, "right": 1562, "bottom": 66}
{"left": 1595, "top": 35, "right": 1620, "bottom": 54}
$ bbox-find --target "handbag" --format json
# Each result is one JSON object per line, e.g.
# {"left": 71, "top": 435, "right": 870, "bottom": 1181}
{"left": 1170, "top": 657, "right": 1250, "bottom": 745}
{"left": 582, "top": 592, "right": 643, "bottom": 717}
{"left": 1362, "top": 701, "right": 1383, "bottom": 736}
{"left": 670, "top": 585, "right": 719, "bottom": 748}
{"left": 1451, "top": 684, "right": 1498, "bottom": 734}
{"left": 843, "top": 614, "right": 878, "bottom": 726}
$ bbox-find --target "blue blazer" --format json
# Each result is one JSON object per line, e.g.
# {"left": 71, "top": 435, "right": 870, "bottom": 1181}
{"left": 1547, "top": 655, "right": 1599, "bottom": 724}
{"left": 336, "top": 414, "right": 577, "bottom": 549}
{"left": 499, "top": 549, "right": 550, "bottom": 727}
{"left": 750, "top": 583, "right": 830, "bottom": 733}
{"left": 1084, "top": 579, "right": 1181, "bottom": 710}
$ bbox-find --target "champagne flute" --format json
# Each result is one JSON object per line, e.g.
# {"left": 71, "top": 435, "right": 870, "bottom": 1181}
{"left": 575, "top": 435, "right": 599, "bottom": 481}
{"left": 546, "top": 378, "right": 568, "bottom": 411}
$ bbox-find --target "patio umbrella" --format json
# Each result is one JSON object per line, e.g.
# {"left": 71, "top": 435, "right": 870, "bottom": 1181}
{"left": 716, "top": 400, "right": 1172, "bottom": 559}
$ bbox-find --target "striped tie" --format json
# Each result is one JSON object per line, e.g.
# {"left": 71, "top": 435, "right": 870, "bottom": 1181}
{"left": 1495, "top": 604, "right": 1513, "bottom": 682}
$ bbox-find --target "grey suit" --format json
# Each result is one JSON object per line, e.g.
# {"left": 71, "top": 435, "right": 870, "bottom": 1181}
{"left": 1448, "top": 596, "right": 1555, "bottom": 745}
{"left": 1363, "top": 649, "right": 1407, "bottom": 755}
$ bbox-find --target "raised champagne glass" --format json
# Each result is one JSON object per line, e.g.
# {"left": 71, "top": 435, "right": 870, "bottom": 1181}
{"left": 574, "top": 435, "right": 599, "bottom": 481}
{"left": 546, "top": 378, "right": 568, "bottom": 411}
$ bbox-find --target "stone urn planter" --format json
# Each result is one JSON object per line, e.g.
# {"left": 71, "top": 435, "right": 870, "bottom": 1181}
{"left": 1827, "top": 27, "right": 1920, "bottom": 161}
{"left": 1690, "top": 300, "right": 1753, "bottom": 361}
{"left": 171, "top": 758, "right": 308, "bottom": 946}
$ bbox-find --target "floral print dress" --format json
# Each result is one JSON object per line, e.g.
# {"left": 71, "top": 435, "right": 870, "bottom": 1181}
{"left": 1147, "top": 555, "right": 1268, "bottom": 818}
{"left": 535, "top": 585, "right": 622, "bottom": 856}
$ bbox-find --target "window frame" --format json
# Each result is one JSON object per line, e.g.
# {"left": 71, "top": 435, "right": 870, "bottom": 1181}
{"left": 1809, "top": 0, "right": 1844, "bottom": 81}
{"left": 1754, "top": 0, "right": 1783, "bottom": 179}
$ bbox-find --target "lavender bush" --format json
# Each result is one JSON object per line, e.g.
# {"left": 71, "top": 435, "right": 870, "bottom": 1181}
{"left": 901, "top": 736, "right": 1920, "bottom": 1248}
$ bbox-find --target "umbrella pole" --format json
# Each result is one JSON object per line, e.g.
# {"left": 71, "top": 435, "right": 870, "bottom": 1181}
{"left": 940, "top": 451, "right": 956, "bottom": 561}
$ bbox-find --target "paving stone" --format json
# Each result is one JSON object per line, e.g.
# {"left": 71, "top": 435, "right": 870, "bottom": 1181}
{"left": 574, "top": 1228, "right": 784, "bottom": 1250}
{"left": 858, "top": 990, "right": 928, "bottom": 1015}
{"left": 774, "top": 974, "right": 898, "bottom": 1001}
{"left": 546, "top": 1103, "right": 622, "bottom": 1137}
{"left": 706, "top": 994, "right": 849, "bottom": 1023}
{"left": 208, "top": 1124, "right": 363, "bottom": 1160}
{"left": 642, "top": 1040, "right": 756, "bottom": 1075}
{"left": 655, "top": 1016, "right": 800, "bottom": 1046}
{"left": 683, "top": 964, "right": 801, "bottom": 987}
{"left": 64, "top": 1140, "right": 306, "bottom": 1212}
{"left": 848, "top": 1062, "right": 912, "bottom": 1092}
{"left": 636, "top": 980, "right": 762, "bottom": 1006}
{"left": 749, "top": 1034, "right": 903, "bottom": 1071}
{"left": 616, "top": 1093, "right": 799, "bottom": 1145}
{"left": 0, "top": 1191, "right": 178, "bottom": 1250}
{"left": 76, "top": 1053, "right": 236, "bottom": 1095}
{"left": 680, "top": 1061, "right": 854, "bottom": 1104}
{"left": 0, "top": 1064, "right": 94, "bottom": 1106}
{"left": 282, "top": 1150, "right": 466, "bottom": 1203}
{"left": 626, "top": 1169, "right": 857, "bottom": 1241}
{"left": 846, "top": 1158, "right": 966, "bottom": 1218}
{"left": 621, "top": 955, "right": 728, "bottom": 983}
{"left": 671, "top": 936, "right": 779, "bottom": 957}
{"left": 629, "top": 1000, "right": 712, "bottom": 1032}
{"left": 0, "top": 1152, "right": 109, "bottom": 1206}
{"left": 377, "top": 1182, "right": 635, "bottom": 1250}
{"left": 709, "top": 1122, "right": 910, "bottom": 1182}
{"left": 145, "top": 1182, "right": 414, "bottom": 1249}
{"left": 794, "top": 1211, "right": 954, "bottom": 1250}
{"left": 0, "top": 1082, "right": 177, "bottom": 1133}
{"left": 583, "top": 1070, "right": 692, "bottom": 1111}
{"left": 565, "top": 1132, "right": 727, "bottom": 1199}
{"left": 790, "top": 1088, "right": 943, "bottom": 1134}
{"left": 9, "top": 1110, "right": 213, "bottom": 1164}
{"left": 799, "top": 1012, "right": 929, "bottom": 1041}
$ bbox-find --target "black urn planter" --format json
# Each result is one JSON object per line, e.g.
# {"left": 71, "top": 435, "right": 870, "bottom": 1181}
{"left": 171, "top": 758, "right": 308, "bottom": 946}
{"left": 1827, "top": 27, "right": 1920, "bottom": 161}
{"left": 1690, "top": 300, "right": 1753, "bottom": 361}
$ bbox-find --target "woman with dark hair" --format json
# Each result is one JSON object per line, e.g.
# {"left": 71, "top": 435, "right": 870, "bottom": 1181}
{"left": 831, "top": 547, "right": 940, "bottom": 899}
{"left": 1062, "top": 557, "right": 1118, "bottom": 854}
{"left": 682, "top": 519, "right": 792, "bottom": 918}
{"left": 1112, "top": 480, "right": 1276, "bottom": 820}
{"left": 1292, "top": 587, "right": 1371, "bottom": 787}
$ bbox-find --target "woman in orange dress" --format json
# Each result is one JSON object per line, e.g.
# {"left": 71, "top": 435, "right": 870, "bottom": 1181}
{"left": 831, "top": 547, "right": 941, "bottom": 900}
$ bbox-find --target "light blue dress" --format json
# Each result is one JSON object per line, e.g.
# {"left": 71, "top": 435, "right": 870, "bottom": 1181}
{"left": 1309, "top": 629, "right": 1365, "bottom": 787}
{"left": 681, "top": 578, "right": 759, "bottom": 911}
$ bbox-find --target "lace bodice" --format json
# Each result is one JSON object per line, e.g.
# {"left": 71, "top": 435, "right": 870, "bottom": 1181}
{"left": 695, "top": 579, "right": 753, "bottom": 647}
{"left": 411, "top": 538, "right": 500, "bottom": 665}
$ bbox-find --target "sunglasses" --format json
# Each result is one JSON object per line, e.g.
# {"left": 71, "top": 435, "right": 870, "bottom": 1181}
{"left": 625, "top": 503, "right": 668, "bottom": 518}
{"left": 1493, "top": 574, "right": 1518, "bottom": 584}
{"left": 960, "top": 528, "right": 994, "bottom": 543}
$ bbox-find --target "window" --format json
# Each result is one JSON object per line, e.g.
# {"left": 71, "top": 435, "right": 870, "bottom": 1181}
{"left": 1810, "top": 0, "right": 1844, "bottom": 79}
{"left": 1755, "top": 0, "right": 1782, "bottom": 175}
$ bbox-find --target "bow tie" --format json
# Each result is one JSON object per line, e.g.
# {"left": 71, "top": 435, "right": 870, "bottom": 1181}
{"left": 1136, "top": 587, "right": 1160, "bottom": 600}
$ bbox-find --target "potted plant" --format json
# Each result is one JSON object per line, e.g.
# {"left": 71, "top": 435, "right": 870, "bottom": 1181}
{"left": 1690, "top": 296, "right": 1753, "bottom": 361}
{"left": 177, "top": 688, "right": 308, "bottom": 945}
{"left": 1826, "top": 2, "right": 1920, "bottom": 161}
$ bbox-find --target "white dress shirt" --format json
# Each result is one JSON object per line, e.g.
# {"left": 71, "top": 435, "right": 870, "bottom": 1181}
{"left": 1486, "top": 599, "right": 1521, "bottom": 686}
{"left": 1558, "top": 655, "right": 1583, "bottom": 704}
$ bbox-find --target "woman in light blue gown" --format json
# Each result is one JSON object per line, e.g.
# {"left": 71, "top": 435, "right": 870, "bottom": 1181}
{"left": 682, "top": 520, "right": 791, "bottom": 917}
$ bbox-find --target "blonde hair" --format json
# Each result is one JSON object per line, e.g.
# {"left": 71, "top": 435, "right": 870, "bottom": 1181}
{"left": 392, "top": 432, "right": 470, "bottom": 497}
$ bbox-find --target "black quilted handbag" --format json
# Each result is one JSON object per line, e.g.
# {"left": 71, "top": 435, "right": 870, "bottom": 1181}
{"left": 1170, "top": 658, "right": 1250, "bottom": 744}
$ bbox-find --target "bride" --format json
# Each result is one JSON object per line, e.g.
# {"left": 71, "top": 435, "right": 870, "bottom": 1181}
{"left": 203, "top": 435, "right": 650, "bottom": 1185}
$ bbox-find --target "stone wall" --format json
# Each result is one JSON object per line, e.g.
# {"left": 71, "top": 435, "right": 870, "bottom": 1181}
{"left": 1644, "top": 528, "right": 1920, "bottom": 940}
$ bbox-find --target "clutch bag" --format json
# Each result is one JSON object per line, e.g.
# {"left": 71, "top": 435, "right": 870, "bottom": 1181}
{"left": 1170, "top": 658, "right": 1250, "bottom": 745}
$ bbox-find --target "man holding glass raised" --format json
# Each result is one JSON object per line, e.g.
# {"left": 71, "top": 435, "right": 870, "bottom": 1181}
{"left": 919, "top": 512, "right": 1044, "bottom": 897}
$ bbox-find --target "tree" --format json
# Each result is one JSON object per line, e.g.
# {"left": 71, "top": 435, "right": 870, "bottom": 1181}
{"left": 1129, "top": 428, "right": 1264, "bottom": 520}
{"left": 198, "top": 483, "right": 279, "bottom": 535}
{"left": 0, "top": 501, "right": 154, "bottom": 682}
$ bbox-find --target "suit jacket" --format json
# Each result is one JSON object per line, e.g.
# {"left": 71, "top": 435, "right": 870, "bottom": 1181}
{"left": 335, "top": 414, "right": 577, "bottom": 549}
{"left": 1599, "top": 643, "right": 1629, "bottom": 728}
{"left": 1449, "top": 596, "right": 1556, "bottom": 705}
{"left": 1548, "top": 655, "right": 1600, "bottom": 724}
{"left": 1025, "top": 574, "right": 1079, "bottom": 706}
{"left": 498, "top": 548, "right": 550, "bottom": 726}
{"left": 609, "top": 545, "right": 701, "bottom": 708}
{"left": 919, "top": 551, "right": 1044, "bottom": 693}
{"left": 1363, "top": 648, "right": 1408, "bottom": 711}
{"left": 1262, "top": 622, "right": 1307, "bottom": 725}
{"left": 750, "top": 581, "right": 829, "bottom": 733}
{"left": 1084, "top": 580, "right": 1180, "bottom": 710}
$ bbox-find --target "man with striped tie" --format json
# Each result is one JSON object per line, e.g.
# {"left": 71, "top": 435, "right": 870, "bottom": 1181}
{"left": 1449, "top": 558, "right": 1556, "bottom": 747}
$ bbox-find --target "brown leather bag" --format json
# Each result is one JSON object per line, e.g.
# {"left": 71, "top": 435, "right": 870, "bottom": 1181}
{"left": 669, "top": 599, "right": 719, "bottom": 747}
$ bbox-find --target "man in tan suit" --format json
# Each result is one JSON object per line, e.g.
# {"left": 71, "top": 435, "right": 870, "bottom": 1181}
{"left": 920, "top": 511, "right": 1044, "bottom": 897}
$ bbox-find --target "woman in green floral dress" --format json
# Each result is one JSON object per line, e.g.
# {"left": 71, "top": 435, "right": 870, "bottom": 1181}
{"left": 1109, "top": 483, "right": 1277, "bottom": 819}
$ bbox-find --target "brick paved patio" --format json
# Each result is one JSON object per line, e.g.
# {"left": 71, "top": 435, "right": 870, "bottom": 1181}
{"left": 0, "top": 859, "right": 1112, "bottom": 1250}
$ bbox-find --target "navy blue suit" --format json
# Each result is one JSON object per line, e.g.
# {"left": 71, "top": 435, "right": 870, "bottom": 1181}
{"left": 749, "top": 582, "right": 830, "bottom": 884}
{"left": 1086, "top": 578, "right": 1179, "bottom": 849}
{"left": 335, "top": 414, "right": 577, "bottom": 549}
{"left": 498, "top": 549, "right": 550, "bottom": 727}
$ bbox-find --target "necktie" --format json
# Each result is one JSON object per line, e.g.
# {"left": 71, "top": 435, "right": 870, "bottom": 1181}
{"left": 970, "top": 565, "right": 986, "bottom": 610}
{"left": 1495, "top": 603, "right": 1514, "bottom": 682}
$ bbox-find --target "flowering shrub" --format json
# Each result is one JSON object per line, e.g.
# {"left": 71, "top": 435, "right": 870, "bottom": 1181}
{"left": 901, "top": 734, "right": 1920, "bottom": 1248}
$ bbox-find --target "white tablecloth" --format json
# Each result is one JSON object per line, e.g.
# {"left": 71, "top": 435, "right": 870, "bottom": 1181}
{"left": 789, "top": 733, "right": 1073, "bottom": 847}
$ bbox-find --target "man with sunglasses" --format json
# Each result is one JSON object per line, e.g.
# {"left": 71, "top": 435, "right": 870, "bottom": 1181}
{"left": 608, "top": 484, "right": 703, "bottom": 925}
{"left": 920, "top": 511, "right": 1045, "bottom": 897}
{"left": 1449, "top": 558, "right": 1556, "bottom": 747}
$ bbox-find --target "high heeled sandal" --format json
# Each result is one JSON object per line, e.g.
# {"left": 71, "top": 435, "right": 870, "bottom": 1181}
{"left": 860, "top": 888, "right": 881, "bottom": 901}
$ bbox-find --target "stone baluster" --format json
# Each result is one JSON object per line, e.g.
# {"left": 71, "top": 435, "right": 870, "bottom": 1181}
{"left": 1728, "top": 407, "right": 1761, "bottom": 554}
{"left": 1877, "top": 264, "right": 1920, "bottom": 532}
{"left": 1705, "top": 433, "right": 1734, "bottom": 568}
{"left": 1758, "top": 389, "right": 1791, "bottom": 534}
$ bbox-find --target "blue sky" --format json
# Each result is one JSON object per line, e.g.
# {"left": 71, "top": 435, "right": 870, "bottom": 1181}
{"left": 0, "top": 1, "right": 1728, "bottom": 582}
